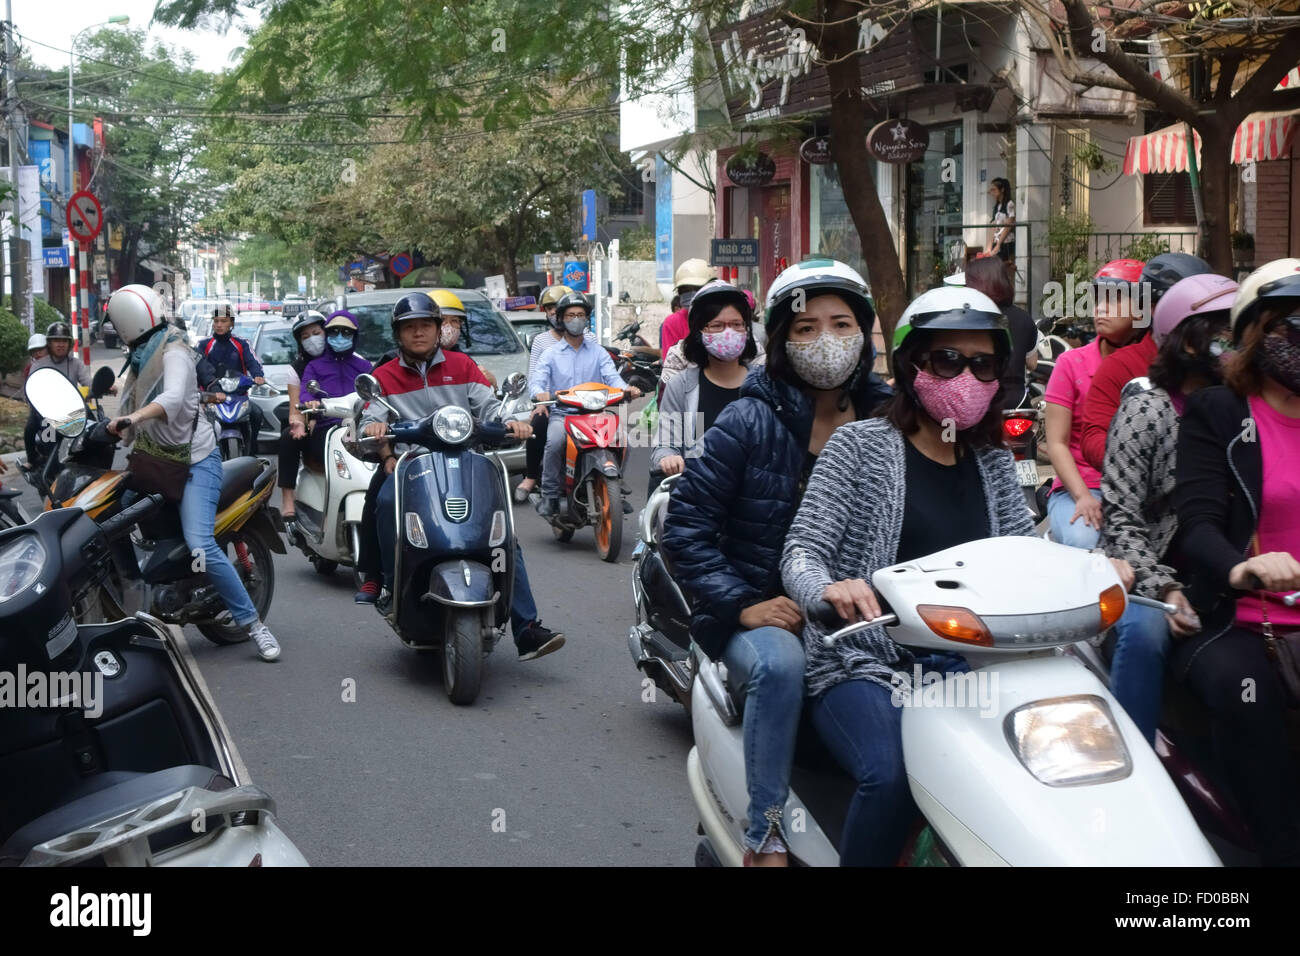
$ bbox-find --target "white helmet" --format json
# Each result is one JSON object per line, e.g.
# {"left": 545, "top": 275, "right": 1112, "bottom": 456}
{"left": 764, "top": 258, "right": 874, "bottom": 335}
{"left": 894, "top": 285, "right": 1008, "bottom": 351}
{"left": 107, "top": 284, "right": 167, "bottom": 346}
{"left": 26, "top": 333, "right": 46, "bottom": 352}
{"left": 942, "top": 271, "right": 965, "bottom": 286}
{"left": 1230, "top": 258, "right": 1300, "bottom": 343}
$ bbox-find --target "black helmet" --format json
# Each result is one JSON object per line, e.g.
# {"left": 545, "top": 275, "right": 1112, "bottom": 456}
{"left": 687, "top": 281, "right": 752, "bottom": 333}
{"left": 212, "top": 303, "right": 234, "bottom": 319}
{"left": 391, "top": 292, "right": 441, "bottom": 339}
{"left": 292, "top": 310, "right": 326, "bottom": 338}
{"left": 1141, "top": 253, "right": 1213, "bottom": 304}
{"left": 45, "top": 321, "right": 73, "bottom": 342}
{"left": 554, "top": 292, "right": 592, "bottom": 318}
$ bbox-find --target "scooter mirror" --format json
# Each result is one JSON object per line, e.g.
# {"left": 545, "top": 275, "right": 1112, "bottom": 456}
{"left": 306, "top": 380, "right": 327, "bottom": 397}
{"left": 354, "top": 373, "right": 382, "bottom": 401}
{"left": 502, "top": 372, "right": 527, "bottom": 399}
{"left": 24, "top": 367, "right": 87, "bottom": 438}
{"left": 90, "top": 366, "right": 117, "bottom": 400}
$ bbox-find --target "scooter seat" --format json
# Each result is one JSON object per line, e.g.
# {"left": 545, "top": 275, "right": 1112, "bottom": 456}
{"left": 0, "top": 764, "right": 233, "bottom": 864}
{"left": 218, "top": 457, "right": 269, "bottom": 512}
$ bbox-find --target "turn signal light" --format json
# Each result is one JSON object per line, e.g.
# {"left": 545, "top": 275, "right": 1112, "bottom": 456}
{"left": 917, "top": 605, "right": 992, "bottom": 646}
{"left": 1003, "top": 417, "right": 1033, "bottom": 438}
{"left": 1098, "top": 584, "right": 1126, "bottom": 631}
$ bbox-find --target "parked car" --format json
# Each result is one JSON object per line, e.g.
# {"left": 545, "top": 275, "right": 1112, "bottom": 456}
{"left": 244, "top": 319, "right": 300, "bottom": 452}
{"left": 327, "top": 287, "right": 530, "bottom": 473}
{"left": 505, "top": 310, "right": 550, "bottom": 349}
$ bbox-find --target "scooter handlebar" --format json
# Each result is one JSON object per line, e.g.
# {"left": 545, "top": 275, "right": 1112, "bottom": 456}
{"left": 807, "top": 599, "right": 898, "bottom": 646}
{"left": 97, "top": 494, "right": 163, "bottom": 541}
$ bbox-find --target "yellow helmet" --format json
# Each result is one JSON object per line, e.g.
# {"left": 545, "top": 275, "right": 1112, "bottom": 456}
{"left": 540, "top": 284, "right": 574, "bottom": 308}
{"left": 430, "top": 289, "right": 467, "bottom": 318}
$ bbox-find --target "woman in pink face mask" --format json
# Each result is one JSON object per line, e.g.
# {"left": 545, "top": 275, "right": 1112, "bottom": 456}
{"left": 780, "top": 285, "right": 1133, "bottom": 865}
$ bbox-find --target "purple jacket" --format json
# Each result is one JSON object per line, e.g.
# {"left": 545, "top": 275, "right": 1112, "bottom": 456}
{"left": 302, "top": 350, "right": 373, "bottom": 417}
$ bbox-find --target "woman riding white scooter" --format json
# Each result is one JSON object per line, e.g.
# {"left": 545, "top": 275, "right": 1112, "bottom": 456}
{"left": 780, "top": 286, "right": 1133, "bottom": 865}
{"left": 278, "top": 310, "right": 328, "bottom": 522}
{"left": 661, "top": 259, "right": 892, "bottom": 867}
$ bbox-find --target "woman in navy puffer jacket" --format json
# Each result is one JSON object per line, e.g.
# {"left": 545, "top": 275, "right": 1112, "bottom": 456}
{"left": 661, "top": 260, "right": 891, "bottom": 866}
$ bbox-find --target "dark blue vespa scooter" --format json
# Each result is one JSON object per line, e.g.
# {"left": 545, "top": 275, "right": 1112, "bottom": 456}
{"left": 354, "top": 372, "right": 520, "bottom": 705}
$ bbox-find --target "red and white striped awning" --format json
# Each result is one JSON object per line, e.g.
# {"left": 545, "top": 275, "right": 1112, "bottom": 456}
{"left": 1124, "top": 112, "right": 1300, "bottom": 175}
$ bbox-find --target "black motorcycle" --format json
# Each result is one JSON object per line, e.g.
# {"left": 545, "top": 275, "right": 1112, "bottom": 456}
{"left": 629, "top": 473, "right": 693, "bottom": 709}
{"left": 354, "top": 372, "right": 521, "bottom": 705}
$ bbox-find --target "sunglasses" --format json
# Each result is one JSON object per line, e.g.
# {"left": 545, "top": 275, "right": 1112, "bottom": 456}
{"left": 916, "top": 348, "right": 1002, "bottom": 382}
{"left": 1266, "top": 314, "right": 1300, "bottom": 346}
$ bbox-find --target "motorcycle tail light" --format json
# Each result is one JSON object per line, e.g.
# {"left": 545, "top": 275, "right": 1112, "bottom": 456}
{"left": 333, "top": 450, "right": 351, "bottom": 479}
{"left": 1003, "top": 417, "right": 1033, "bottom": 438}
{"left": 1098, "top": 584, "right": 1126, "bottom": 631}
{"left": 916, "top": 605, "right": 992, "bottom": 647}
{"left": 404, "top": 512, "right": 428, "bottom": 549}
{"left": 489, "top": 510, "right": 507, "bottom": 546}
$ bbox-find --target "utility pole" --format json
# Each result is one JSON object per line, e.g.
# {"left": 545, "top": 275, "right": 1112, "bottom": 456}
{"left": 5, "top": 1, "right": 29, "bottom": 329}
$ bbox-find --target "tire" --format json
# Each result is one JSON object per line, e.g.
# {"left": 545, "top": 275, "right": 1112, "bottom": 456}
{"left": 196, "top": 531, "right": 276, "bottom": 645}
{"left": 312, "top": 556, "right": 338, "bottom": 575}
{"left": 592, "top": 473, "right": 623, "bottom": 563}
{"left": 221, "top": 437, "right": 242, "bottom": 462}
{"left": 443, "top": 609, "right": 485, "bottom": 705}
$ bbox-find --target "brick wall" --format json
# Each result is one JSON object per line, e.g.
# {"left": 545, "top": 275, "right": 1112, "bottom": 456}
{"left": 1256, "top": 159, "right": 1291, "bottom": 264}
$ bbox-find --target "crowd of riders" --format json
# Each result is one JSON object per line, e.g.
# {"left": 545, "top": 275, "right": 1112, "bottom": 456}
{"left": 17, "top": 243, "right": 1300, "bottom": 868}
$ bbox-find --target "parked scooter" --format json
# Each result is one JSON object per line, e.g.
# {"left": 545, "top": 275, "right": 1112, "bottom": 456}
{"left": 286, "top": 384, "right": 374, "bottom": 584}
{"left": 0, "top": 495, "right": 308, "bottom": 866}
{"left": 24, "top": 367, "right": 286, "bottom": 647}
{"left": 629, "top": 472, "right": 693, "bottom": 708}
{"left": 353, "top": 372, "right": 520, "bottom": 705}
{"left": 206, "top": 372, "right": 255, "bottom": 461}
{"left": 537, "top": 382, "right": 631, "bottom": 562}
{"left": 1001, "top": 404, "right": 1052, "bottom": 520}
{"left": 687, "top": 535, "right": 1222, "bottom": 866}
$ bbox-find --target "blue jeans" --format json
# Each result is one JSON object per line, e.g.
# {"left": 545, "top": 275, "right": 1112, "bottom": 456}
{"left": 183, "top": 450, "right": 259, "bottom": 627}
{"left": 1109, "top": 600, "right": 1171, "bottom": 745}
{"left": 540, "top": 411, "right": 570, "bottom": 501}
{"left": 375, "top": 473, "right": 540, "bottom": 637}
{"left": 720, "top": 626, "right": 805, "bottom": 853}
{"left": 1047, "top": 487, "right": 1103, "bottom": 549}
{"left": 810, "top": 653, "right": 968, "bottom": 866}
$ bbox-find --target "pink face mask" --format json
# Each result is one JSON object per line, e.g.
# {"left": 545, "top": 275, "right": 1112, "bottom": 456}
{"left": 911, "top": 367, "right": 998, "bottom": 431}
{"left": 701, "top": 328, "right": 748, "bottom": 361}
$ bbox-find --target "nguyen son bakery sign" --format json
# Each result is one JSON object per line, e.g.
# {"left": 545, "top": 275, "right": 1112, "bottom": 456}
{"left": 712, "top": 11, "right": 919, "bottom": 123}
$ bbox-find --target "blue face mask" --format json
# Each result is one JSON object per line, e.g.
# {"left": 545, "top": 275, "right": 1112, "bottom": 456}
{"left": 327, "top": 331, "right": 354, "bottom": 353}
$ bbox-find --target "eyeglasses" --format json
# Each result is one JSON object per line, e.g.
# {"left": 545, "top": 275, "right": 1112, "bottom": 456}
{"left": 702, "top": 320, "right": 747, "bottom": 334}
{"left": 1266, "top": 314, "right": 1300, "bottom": 346}
{"left": 917, "top": 348, "right": 1002, "bottom": 382}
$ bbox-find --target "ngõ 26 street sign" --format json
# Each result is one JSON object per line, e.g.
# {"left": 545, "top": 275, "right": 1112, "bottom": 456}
{"left": 710, "top": 238, "right": 760, "bottom": 267}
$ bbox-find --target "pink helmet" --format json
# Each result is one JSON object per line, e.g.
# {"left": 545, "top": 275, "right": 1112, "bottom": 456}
{"left": 1152, "top": 273, "right": 1238, "bottom": 347}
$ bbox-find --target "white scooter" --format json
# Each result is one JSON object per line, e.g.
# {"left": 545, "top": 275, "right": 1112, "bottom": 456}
{"left": 286, "top": 388, "right": 375, "bottom": 584}
{"left": 687, "top": 536, "right": 1222, "bottom": 867}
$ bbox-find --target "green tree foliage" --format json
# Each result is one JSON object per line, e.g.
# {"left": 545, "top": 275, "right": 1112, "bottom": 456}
{"left": 0, "top": 309, "right": 29, "bottom": 375}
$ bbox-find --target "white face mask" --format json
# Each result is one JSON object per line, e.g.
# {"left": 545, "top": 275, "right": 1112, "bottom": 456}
{"left": 300, "top": 332, "right": 325, "bottom": 357}
{"left": 563, "top": 316, "right": 588, "bottom": 336}
{"left": 784, "top": 331, "right": 865, "bottom": 390}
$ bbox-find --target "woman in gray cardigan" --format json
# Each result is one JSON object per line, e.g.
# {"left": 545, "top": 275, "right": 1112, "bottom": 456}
{"left": 780, "top": 287, "right": 1134, "bottom": 865}
{"left": 649, "top": 283, "right": 757, "bottom": 494}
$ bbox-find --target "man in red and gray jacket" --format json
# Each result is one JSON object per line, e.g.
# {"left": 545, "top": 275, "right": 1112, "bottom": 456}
{"left": 358, "top": 291, "right": 565, "bottom": 662}
{"left": 1079, "top": 253, "right": 1213, "bottom": 471}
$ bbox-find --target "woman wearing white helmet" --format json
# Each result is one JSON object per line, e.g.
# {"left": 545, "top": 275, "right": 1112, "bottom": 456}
{"left": 1170, "top": 259, "right": 1300, "bottom": 865}
{"left": 105, "top": 284, "right": 282, "bottom": 662}
{"left": 780, "top": 284, "right": 1132, "bottom": 865}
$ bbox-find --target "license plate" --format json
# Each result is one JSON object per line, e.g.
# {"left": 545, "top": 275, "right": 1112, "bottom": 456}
{"left": 1015, "top": 459, "right": 1039, "bottom": 486}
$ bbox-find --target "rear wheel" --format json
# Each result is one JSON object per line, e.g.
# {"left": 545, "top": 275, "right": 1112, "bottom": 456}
{"left": 443, "top": 609, "right": 486, "bottom": 705}
{"left": 197, "top": 531, "right": 276, "bottom": 645}
{"left": 592, "top": 474, "right": 623, "bottom": 563}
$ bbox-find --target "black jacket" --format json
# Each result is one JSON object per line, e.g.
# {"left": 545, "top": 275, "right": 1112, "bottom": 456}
{"left": 1171, "top": 386, "right": 1264, "bottom": 655}
{"left": 659, "top": 363, "right": 892, "bottom": 658}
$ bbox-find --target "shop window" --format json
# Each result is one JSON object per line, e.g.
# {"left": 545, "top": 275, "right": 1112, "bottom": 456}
{"left": 1143, "top": 172, "right": 1196, "bottom": 225}
{"left": 609, "top": 176, "right": 644, "bottom": 217}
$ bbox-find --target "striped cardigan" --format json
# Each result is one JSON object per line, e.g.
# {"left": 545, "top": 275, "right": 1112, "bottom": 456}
{"left": 781, "top": 418, "right": 1036, "bottom": 698}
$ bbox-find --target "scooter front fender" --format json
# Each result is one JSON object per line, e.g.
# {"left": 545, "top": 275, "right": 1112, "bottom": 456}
{"left": 900, "top": 656, "right": 1221, "bottom": 866}
{"left": 343, "top": 491, "right": 366, "bottom": 525}
{"left": 425, "top": 559, "right": 496, "bottom": 608}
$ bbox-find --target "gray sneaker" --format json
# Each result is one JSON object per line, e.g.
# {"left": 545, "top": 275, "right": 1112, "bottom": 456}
{"left": 248, "top": 621, "right": 281, "bottom": 661}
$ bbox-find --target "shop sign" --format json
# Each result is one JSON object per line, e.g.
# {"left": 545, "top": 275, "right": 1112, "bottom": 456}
{"left": 799, "top": 136, "right": 833, "bottom": 165}
{"left": 725, "top": 152, "right": 777, "bottom": 187}
{"left": 710, "top": 238, "right": 760, "bottom": 267}
{"left": 866, "top": 118, "right": 929, "bottom": 164}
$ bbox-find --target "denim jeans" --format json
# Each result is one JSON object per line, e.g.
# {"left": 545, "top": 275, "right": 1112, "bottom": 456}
{"left": 183, "top": 450, "right": 259, "bottom": 627}
{"left": 375, "top": 473, "right": 540, "bottom": 638}
{"left": 1047, "top": 487, "right": 1103, "bottom": 549}
{"left": 540, "top": 411, "right": 570, "bottom": 501}
{"left": 1109, "top": 600, "right": 1171, "bottom": 745}
{"left": 810, "top": 652, "right": 968, "bottom": 866}
{"left": 720, "top": 626, "right": 805, "bottom": 853}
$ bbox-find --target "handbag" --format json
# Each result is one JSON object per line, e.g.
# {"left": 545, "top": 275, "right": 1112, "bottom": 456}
{"left": 124, "top": 401, "right": 200, "bottom": 506}
{"left": 1251, "top": 536, "right": 1300, "bottom": 708}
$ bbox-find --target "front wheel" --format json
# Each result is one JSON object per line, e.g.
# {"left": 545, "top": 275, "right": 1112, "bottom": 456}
{"left": 196, "top": 530, "right": 276, "bottom": 645}
{"left": 444, "top": 609, "right": 486, "bottom": 705}
{"left": 591, "top": 473, "right": 623, "bottom": 563}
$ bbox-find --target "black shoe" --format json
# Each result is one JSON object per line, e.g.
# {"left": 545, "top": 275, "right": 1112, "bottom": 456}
{"left": 516, "top": 621, "right": 565, "bottom": 661}
{"left": 375, "top": 590, "right": 393, "bottom": 617}
{"left": 621, "top": 500, "right": 633, "bottom": 515}
{"left": 536, "top": 497, "right": 558, "bottom": 517}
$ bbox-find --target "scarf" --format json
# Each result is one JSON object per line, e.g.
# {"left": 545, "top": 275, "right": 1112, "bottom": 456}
{"left": 119, "top": 324, "right": 193, "bottom": 418}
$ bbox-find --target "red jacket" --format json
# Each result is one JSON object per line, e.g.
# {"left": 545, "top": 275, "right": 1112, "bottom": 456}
{"left": 360, "top": 347, "right": 498, "bottom": 431}
{"left": 1079, "top": 334, "right": 1158, "bottom": 472}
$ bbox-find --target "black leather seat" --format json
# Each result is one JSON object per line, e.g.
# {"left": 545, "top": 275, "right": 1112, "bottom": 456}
{"left": 218, "top": 457, "right": 266, "bottom": 512}
{"left": 1, "top": 765, "right": 233, "bottom": 863}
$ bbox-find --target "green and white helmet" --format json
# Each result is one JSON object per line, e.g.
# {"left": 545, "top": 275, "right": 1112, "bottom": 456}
{"left": 894, "top": 286, "right": 1009, "bottom": 351}
{"left": 764, "top": 258, "right": 874, "bottom": 337}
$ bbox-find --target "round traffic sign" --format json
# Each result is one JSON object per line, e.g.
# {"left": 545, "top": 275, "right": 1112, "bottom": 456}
{"left": 66, "top": 190, "right": 103, "bottom": 243}
{"left": 390, "top": 252, "right": 413, "bottom": 278}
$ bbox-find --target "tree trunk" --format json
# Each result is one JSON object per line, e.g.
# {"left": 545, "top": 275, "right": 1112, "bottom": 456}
{"left": 818, "top": 0, "right": 908, "bottom": 367}
{"left": 1194, "top": 121, "right": 1233, "bottom": 274}
{"left": 502, "top": 253, "right": 519, "bottom": 296}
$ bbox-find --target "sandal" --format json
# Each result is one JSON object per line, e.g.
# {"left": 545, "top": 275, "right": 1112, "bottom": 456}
{"left": 512, "top": 483, "right": 533, "bottom": 504}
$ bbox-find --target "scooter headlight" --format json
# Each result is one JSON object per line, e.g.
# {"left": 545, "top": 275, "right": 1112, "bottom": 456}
{"left": 0, "top": 535, "right": 46, "bottom": 603}
{"left": 220, "top": 376, "right": 241, "bottom": 392}
{"left": 1004, "top": 695, "right": 1131, "bottom": 787}
{"left": 432, "top": 406, "right": 473, "bottom": 445}
{"left": 577, "top": 390, "right": 607, "bottom": 410}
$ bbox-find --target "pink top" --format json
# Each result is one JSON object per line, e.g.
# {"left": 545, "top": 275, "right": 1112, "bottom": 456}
{"left": 660, "top": 308, "right": 690, "bottom": 354}
{"left": 1044, "top": 338, "right": 1104, "bottom": 493}
{"left": 1236, "top": 395, "right": 1300, "bottom": 629}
